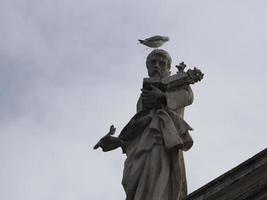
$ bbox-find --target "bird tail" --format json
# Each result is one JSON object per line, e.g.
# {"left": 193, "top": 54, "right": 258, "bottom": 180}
{"left": 138, "top": 39, "right": 144, "bottom": 44}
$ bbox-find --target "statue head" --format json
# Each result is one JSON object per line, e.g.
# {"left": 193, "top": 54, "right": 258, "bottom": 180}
{"left": 146, "top": 49, "right": 172, "bottom": 78}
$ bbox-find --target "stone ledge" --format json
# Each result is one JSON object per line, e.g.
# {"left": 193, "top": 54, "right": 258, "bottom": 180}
{"left": 185, "top": 148, "right": 267, "bottom": 200}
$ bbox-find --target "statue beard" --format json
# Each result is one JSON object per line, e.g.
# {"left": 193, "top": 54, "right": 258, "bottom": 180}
{"left": 149, "top": 69, "right": 169, "bottom": 79}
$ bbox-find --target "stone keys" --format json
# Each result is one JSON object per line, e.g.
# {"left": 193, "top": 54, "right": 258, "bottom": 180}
{"left": 142, "top": 62, "right": 204, "bottom": 92}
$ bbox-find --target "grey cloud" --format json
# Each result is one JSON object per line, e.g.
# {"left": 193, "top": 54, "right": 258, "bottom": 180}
{"left": 0, "top": 0, "right": 267, "bottom": 199}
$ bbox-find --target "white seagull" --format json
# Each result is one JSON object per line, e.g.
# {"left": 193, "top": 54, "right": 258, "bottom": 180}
{"left": 138, "top": 35, "right": 169, "bottom": 48}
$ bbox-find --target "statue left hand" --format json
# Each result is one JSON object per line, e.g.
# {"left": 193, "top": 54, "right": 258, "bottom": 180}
{"left": 141, "top": 85, "right": 166, "bottom": 109}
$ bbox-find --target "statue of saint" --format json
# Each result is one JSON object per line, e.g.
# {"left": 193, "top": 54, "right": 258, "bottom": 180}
{"left": 94, "top": 49, "right": 203, "bottom": 200}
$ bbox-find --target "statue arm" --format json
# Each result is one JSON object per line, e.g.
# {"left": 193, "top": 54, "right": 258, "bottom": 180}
{"left": 136, "top": 96, "right": 143, "bottom": 113}
{"left": 166, "top": 85, "right": 194, "bottom": 110}
{"left": 94, "top": 135, "right": 126, "bottom": 152}
{"left": 137, "top": 85, "right": 193, "bottom": 112}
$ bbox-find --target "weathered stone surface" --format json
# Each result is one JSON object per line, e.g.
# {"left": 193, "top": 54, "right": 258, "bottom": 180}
{"left": 185, "top": 148, "right": 267, "bottom": 200}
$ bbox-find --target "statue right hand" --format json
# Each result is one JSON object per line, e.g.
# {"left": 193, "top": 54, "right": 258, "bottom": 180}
{"left": 141, "top": 85, "right": 166, "bottom": 109}
{"left": 97, "top": 135, "right": 122, "bottom": 152}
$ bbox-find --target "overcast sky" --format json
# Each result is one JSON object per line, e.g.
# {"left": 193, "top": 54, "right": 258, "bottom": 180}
{"left": 1, "top": 0, "right": 267, "bottom": 199}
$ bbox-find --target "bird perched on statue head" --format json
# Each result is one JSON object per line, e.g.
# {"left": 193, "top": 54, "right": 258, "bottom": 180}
{"left": 138, "top": 35, "right": 169, "bottom": 48}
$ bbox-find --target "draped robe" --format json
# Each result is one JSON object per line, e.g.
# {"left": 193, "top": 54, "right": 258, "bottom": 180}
{"left": 120, "top": 85, "right": 194, "bottom": 200}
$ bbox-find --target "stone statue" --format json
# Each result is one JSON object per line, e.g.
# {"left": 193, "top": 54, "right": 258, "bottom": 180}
{"left": 94, "top": 49, "right": 203, "bottom": 200}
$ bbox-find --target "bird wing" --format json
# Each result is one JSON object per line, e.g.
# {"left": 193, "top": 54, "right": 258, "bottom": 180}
{"left": 145, "top": 35, "right": 164, "bottom": 41}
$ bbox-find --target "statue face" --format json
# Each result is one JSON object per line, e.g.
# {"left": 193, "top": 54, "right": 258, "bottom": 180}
{"left": 147, "top": 55, "right": 170, "bottom": 78}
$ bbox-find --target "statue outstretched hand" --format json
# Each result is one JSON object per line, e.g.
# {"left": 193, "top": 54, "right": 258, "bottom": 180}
{"left": 94, "top": 125, "right": 122, "bottom": 152}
